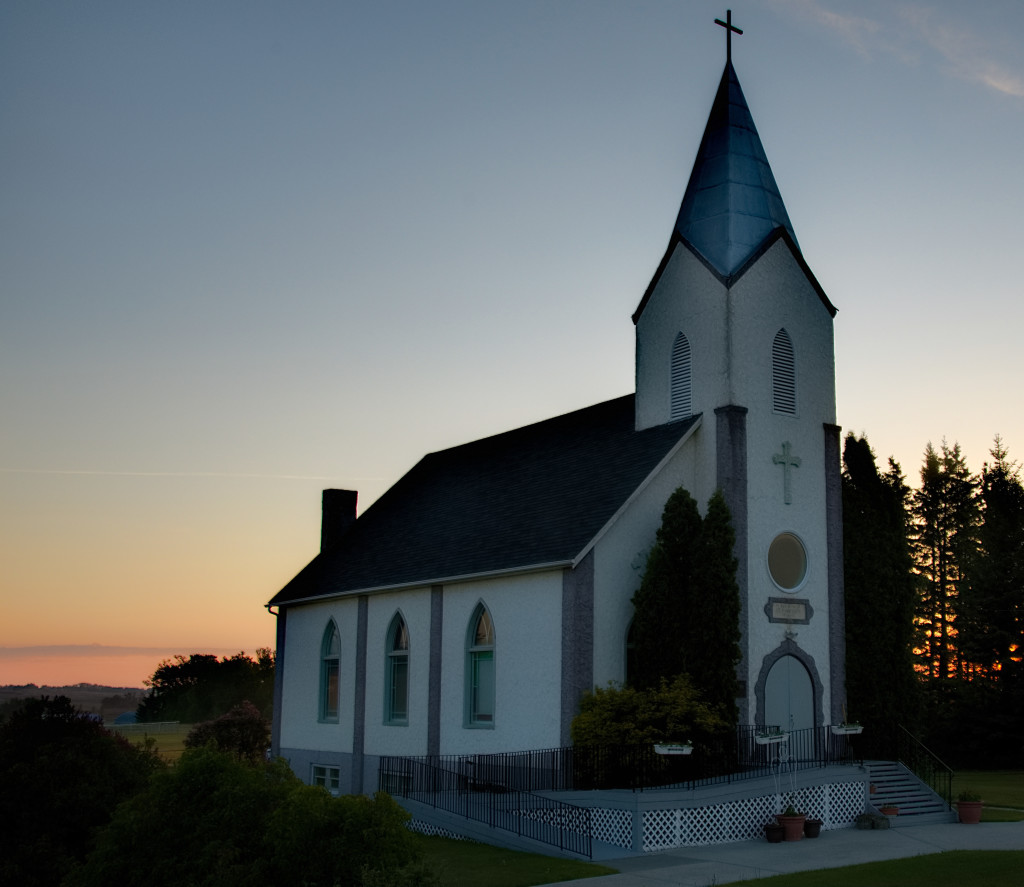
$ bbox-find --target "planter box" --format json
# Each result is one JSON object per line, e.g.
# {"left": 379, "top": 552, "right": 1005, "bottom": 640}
{"left": 830, "top": 724, "right": 863, "bottom": 735}
{"left": 755, "top": 732, "right": 789, "bottom": 745}
{"left": 653, "top": 743, "right": 693, "bottom": 755}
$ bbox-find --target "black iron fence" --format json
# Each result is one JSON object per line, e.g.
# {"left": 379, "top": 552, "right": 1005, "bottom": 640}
{"left": 379, "top": 754, "right": 592, "bottom": 858}
{"left": 381, "top": 724, "right": 860, "bottom": 797}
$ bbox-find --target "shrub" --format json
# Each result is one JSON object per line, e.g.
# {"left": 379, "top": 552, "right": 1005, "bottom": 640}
{"left": 185, "top": 699, "right": 269, "bottom": 763}
{"left": 0, "top": 696, "right": 163, "bottom": 887}
{"left": 571, "top": 675, "right": 730, "bottom": 746}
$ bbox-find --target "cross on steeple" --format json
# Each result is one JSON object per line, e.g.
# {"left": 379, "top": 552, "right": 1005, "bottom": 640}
{"left": 715, "top": 9, "right": 743, "bottom": 63}
{"left": 773, "top": 441, "right": 801, "bottom": 505}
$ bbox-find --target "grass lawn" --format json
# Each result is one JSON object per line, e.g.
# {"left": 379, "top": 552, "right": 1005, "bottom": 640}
{"left": 726, "top": 850, "right": 1024, "bottom": 887}
{"left": 111, "top": 723, "right": 192, "bottom": 763}
{"left": 953, "top": 770, "right": 1024, "bottom": 820}
{"left": 411, "top": 834, "right": 616, "bottom": 887}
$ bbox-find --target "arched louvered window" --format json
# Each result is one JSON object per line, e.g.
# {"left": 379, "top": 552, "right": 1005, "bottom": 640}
{"left": 385, "top": 613, "right": 409, "bottom": 725}
{"left": 465, "top": 603, "right": 495, "bottom": 727}
{"left": 319, "top": 621, "right": 340, "bottom": 722}
{"left": 772, "top": 328, "right": 796, "bottom": 415}
{"left": 670, "top": 332, "right": 692, "bottom": 420}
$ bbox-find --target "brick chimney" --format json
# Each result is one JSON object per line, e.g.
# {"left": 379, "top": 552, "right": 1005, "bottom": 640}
{"left": 321, "top": 489, "right": 357, "bottom": 552}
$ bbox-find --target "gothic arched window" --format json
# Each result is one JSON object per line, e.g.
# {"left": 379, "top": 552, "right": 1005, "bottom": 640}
{"left": 772, "top": 328, "right": 796, "bottom": 415}
{"left": 385, "top": 613, "right": 409, "bottom": 725}
{"left": 670, "top": 332, "right": 692, "bottom": 420}
{"left": 465, "top": 604, "right": 495, "bottom": 726}
{"left": 319, "top": 620, "right": 340, "bottom": 722}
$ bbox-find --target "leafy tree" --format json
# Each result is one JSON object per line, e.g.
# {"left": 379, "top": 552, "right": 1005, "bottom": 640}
{"left": 136, "top": 648, "right": 274, "bottom": 723}
{"left": 630, "top": 487, "right": 741, "bottom": 723}
{"left": 841, "top": 434, "right": 918, "bottom": 741}
{"left": 69, "top": 747, "right": 428, "bottom": 887}
{"left": 571, "top": 675, "right": 730, "bottom": 746}
{"left": 0, "top": 696, "right": 163, "bottom": 887}
{"left": 185, "top": 700, "right": 270, "bottom": 763}
{"left": 911, "top": 442, "right": 979, "bottom": 680}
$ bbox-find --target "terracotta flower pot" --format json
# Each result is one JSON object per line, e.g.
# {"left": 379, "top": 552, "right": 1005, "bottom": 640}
{"left": 776, "top": 813, "right": 806, "bottom": 841}
{"left": 957, "top": 800, "right": 983, "bottom": 824}
{"left": 879, "top": 805, "right": 899, "bottom": 816}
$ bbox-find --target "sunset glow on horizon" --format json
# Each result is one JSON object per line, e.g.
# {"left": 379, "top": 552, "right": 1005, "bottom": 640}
{"left": 3, "top": 1, "right": 1023, "bottom": 690}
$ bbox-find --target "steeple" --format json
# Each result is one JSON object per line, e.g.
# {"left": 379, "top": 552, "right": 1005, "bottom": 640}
{"left": 673, "top": 61, "right": 799, "bottom": 278}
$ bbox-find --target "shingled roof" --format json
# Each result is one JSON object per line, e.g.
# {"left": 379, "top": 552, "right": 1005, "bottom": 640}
{"left": 269, "top": 395, "right": 699, "bottom": 605}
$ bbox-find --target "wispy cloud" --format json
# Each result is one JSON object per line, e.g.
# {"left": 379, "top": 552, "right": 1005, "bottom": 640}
{"left": 0, "top": 644, "right": 242, "bottom": 659}
{"left": 770, "top": 0, "right": 1024, "bottom": 97}
{"left": 899, "top": 3, "right": 1024, "bottom": 97}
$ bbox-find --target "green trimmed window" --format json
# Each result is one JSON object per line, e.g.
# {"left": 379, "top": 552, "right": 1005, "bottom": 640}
{"left": 319, "top": 621, "right": 340, "bottom": 722}
{"left": 466, "top": 604, "right": 495, "bottom": 727}
{"left": 385, "top": 613, "right": 409, "bottom": 725}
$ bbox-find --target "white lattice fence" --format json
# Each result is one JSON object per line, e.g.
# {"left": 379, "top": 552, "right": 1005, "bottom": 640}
{"left": 641, "top": 781, "right": 865, "bottom": 851}
{"left": 591, "top": 808, "right": 632, "bottom": 849}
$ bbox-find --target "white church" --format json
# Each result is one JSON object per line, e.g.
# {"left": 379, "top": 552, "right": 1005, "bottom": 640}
{"left": 268, "top": 45, "right": 846, "bottom": 800}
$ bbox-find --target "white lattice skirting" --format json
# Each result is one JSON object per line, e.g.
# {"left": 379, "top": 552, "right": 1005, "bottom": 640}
{"left": 641, "top": 781, "right": 864, "bottom": 851}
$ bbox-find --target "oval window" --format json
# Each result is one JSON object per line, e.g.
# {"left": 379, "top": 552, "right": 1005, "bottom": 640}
{"left": 768, "top": 533, "right": 807, "bottom": 590}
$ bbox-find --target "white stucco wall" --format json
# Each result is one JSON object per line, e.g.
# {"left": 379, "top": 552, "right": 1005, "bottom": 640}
{"left": 438, "top": 571, "right": 563, "bottom": 754}
{"left": 279, "top": 596, "right": 360, "bottom": 754}
{"left": 362, "top": 588, "right": 432, "bottom": 757}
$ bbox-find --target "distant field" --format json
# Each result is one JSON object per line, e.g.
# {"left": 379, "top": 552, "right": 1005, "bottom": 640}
{"left": 112, "top": 722, "right": 192, "bottom": 762}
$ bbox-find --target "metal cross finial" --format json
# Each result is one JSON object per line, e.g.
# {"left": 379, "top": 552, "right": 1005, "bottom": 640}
{"left": 715, "top": 9, "right": 743, "bottom": 63}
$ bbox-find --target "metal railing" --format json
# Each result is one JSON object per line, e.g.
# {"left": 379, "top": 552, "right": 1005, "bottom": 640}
{"left": 381, "top": 725, "right": 860, "bottom": 797}
{"left": 895, "top": 724, "right": 954, "bottom": 808}
{"left": 379, "top": 754, "right": 592, "bottom": 858}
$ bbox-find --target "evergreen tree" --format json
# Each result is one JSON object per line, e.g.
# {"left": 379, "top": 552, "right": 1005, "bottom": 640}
{"left": 961, "top": 438, "right": 1024, "bottom": 683}
{"left": 841, "top": 434, "right": 918, "bottom": 737}
{"left": 690, "top": 490, "right": 741, "bottom": 718}
{"left": 630, "top": 487, "right": 741, "bottom": 725}
{"left": 910, "top": 442, "right": 979, "bottom": 680}
{"left": 630, "top": 488, "right": 702, "bottom": 691}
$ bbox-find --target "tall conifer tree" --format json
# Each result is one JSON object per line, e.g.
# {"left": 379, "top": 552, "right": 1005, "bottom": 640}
{"left": 910, "top": 442, "right": 979, "bottom": 680}
{"left": 841, "top": 434, "right": 917, "bottom": 734}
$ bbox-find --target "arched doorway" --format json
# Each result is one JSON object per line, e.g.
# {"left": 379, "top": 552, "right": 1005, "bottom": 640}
{"left": 764, "top": 654, "right": 813, "bottom": 731}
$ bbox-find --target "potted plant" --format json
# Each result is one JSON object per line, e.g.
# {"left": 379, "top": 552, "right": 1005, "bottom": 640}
{"left": 776, "top": 804, "right": 806, "bottom": 841}
{"left": 755, "top": 728, "right": 789, "bottom": 745}
{"left": 957, "top": 789, "right": 983, "bottom": 824}
{"left": 803, "top": 817, "right": 823, "bottom": 838}
{"left": 830, "top": 721, "right": 863, "bottom": 735}
{"left": 879, "top": 804, "right": 899, "bottom": 816}
{"left": 764, "top": 821, "right": 785, "bottom": 843}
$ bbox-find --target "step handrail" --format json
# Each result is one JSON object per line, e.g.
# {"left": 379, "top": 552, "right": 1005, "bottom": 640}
{"left": 895, "top": 724, "right": 953, "bottom": 809}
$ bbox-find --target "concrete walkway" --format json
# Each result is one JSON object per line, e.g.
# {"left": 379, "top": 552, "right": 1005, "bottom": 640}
{"left": 539, "top": 822, "right": 1024, "bottom": 887}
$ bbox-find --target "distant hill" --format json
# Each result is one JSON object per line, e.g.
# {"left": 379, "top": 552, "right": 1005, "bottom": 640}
{"left": 0, "top": 683, "right": 143, "bottom": 721}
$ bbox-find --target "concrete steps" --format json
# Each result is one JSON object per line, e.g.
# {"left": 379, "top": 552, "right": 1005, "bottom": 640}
{"left": 865, "top": 760, "right": 956, "bottom": 826}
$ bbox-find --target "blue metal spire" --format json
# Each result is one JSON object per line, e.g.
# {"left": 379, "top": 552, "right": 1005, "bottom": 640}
{"left": 674, "top": 62, "right": 799, "bottom": 278}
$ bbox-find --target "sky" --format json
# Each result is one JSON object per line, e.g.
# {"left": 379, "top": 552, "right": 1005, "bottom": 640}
{"left": 2, "top": 0, "right": 1023, "bottom": 688}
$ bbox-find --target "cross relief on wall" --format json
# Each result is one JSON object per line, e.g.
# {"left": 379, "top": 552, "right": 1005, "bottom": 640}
{"left": 772, "top": 441, "right": 800, "bottom": 504}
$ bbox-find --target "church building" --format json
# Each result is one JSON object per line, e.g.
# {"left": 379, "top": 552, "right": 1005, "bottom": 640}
{"left": 267, "top": 44, "right": 845, "bottom": 797}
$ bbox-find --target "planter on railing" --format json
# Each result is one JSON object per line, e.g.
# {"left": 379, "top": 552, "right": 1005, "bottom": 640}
{"left": 653, "top": 743, "right": 693, "bottom": 755}
{"left": 830, "top": 723, "right": 863, "bottom": 735}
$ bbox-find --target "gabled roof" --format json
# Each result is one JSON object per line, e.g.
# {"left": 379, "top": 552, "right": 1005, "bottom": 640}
{"left": 268, "top": 395, "right": 698, "bottom": 606}
{"left": 674, "top": 61, "right": 797, "bottom": 279}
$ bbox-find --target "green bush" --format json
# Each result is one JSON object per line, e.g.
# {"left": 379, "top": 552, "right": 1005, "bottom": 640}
{"left": 185, "top": 699, "right": 270, "bottom": 763}
{"left": 571, "top": 675, "right": 730, "bottom": 746}
{"left": 0, "top": 696, "right": 163, "bottom": 887}
{"left": 69, "top": 746, "right": 427, "bottom": 887}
